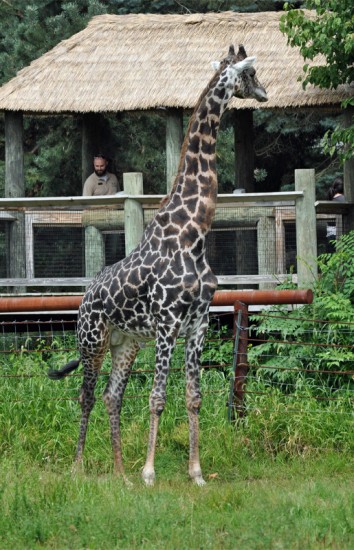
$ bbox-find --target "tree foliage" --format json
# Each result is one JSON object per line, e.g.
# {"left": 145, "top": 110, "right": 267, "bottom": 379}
{"left": 0, "top": 1, "right": 109, "bottom": 86}
{"left": 280, "top": 1, "right": 354, "bottom": 161}
{"left": 249, "top": 230, "right": 354, "bottom": 391}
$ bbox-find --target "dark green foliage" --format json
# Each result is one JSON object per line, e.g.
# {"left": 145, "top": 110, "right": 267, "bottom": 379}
{"left": 280, "top": 1, "right": 354, "bottom": 162}
{"left": 24, "top": 116, "right": 82, "bottom": 196}
{"left": 317, "top": 230, "right": 354, "bottom": 300}
{"left": 253, "top": 110, "right": 340, "bottom": 194}
{"left": 112, "top": 112, "right": 167, "bottom": 195}
{"left": 0, "top": 1, "right": 108, "bottom": 86}
{"left": 249, "top": 230, "right": 354, "bottom": 391}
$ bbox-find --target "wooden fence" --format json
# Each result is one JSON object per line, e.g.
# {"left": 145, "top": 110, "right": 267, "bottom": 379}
{"left": 0, "top": 169, "right": 352, "bottom": 294}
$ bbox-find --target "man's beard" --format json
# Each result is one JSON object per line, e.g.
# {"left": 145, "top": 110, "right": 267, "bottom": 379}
{"left": 94, "top": 169, "right": 107, "bottom": 177}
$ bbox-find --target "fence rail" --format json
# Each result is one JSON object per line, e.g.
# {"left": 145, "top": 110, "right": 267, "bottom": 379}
{"left": 1, "top": 170, "right": 353, "bottom": 294}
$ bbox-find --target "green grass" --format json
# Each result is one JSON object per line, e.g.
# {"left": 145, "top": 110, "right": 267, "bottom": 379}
{"left": 0, "top": 341, "right": 353, "bottom": 548}
{"left": 0, "top": 456, "right": 353, "bottom": 549}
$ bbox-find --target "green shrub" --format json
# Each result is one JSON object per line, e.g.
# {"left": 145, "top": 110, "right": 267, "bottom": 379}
{"left": 248, "top": 230, "right": 354, "bottom": 393}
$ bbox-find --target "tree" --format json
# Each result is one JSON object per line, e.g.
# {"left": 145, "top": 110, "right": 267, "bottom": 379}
{"left": 280, "top": 1, "right": 354, "bottom": 162}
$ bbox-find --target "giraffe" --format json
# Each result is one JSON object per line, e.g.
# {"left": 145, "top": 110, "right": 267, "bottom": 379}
{"left": 48, "top": 45, "right": 267, "bottom": 486}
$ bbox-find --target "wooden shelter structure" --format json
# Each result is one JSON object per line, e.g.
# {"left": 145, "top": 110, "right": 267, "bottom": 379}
{"left": 0, "top": 10, "right": 353, "bottom": 198}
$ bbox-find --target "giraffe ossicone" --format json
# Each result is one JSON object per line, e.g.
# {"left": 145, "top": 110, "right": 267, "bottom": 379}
{"left": 48, "top": 44, "right": 267, "bottom": 485}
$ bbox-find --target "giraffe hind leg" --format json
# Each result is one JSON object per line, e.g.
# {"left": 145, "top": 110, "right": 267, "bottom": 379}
{"left": 74, "top": 349, "right": 106, "bottom": 471}
{"left": 185, "top": 319, "right": 209, "bottom": 486}
{"left": 103, "top": 330, "right": 139, "bottom": 480}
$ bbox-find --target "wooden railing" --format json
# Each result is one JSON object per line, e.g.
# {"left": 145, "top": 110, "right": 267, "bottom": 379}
{"left": 0, "top": 169, "right": 351, "bottom": 294}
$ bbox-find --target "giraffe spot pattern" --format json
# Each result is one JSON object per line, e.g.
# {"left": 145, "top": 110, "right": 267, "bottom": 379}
{"left": 66, "top": 44, "right": 267, "bottom": 483}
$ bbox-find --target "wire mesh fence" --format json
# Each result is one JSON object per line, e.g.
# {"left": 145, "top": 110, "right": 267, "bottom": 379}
{"left": 0, "top": 200, "right": 343, "bottom": 291}
{"left": 1, "top": 311, "right": 352, "bottom": 421}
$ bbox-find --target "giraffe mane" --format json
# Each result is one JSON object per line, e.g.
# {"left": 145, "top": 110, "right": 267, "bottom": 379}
{"left": 159, "top": 59, "right": 229, "bottom": 208}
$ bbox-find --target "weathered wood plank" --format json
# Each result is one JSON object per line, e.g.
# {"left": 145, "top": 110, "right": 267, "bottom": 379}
{"left": 123, "top": 173, "right": 144, "bottom": 255}
{"left": 5, "top": 111, "right": 24, "bottom": 198}
{"left": 315, "top": 201, "right": 353, "bottom": 214}
{"left": 0, "top": 191, "right": 303, "bottom": 208}
{"left": 0, "top": 274, "right": 296, "bottom": 287}
{"left": 166, "top": 108, "right": 183, "bottom": 192}
{"left": 295, "top": 169, "right": 317, "bottom": 288}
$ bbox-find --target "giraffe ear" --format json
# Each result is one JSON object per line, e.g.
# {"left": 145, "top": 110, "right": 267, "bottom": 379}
{"left": 233, "top": 56, "right": 256, "bottom": 73}
{"left": 211, "top": 61, "right": 221, "bottom": 71}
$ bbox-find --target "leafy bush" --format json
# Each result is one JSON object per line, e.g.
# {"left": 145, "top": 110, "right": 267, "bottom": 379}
{"left": 248, "top": 230, "right": 354, "bottom": 393}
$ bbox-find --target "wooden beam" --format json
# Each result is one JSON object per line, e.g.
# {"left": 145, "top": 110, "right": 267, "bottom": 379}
{"left": 343, "top": 105, "right": 354, "bottom": 232}
{"left": 123, "top": 172, "right": 144, "bottom": 255}
{"left": 295, "top": 169, "right": 317, "bottom": 288}
{"left": 5, "top": 111, "right": 24, "bottom": 198}
{"left": 0, "top": 274, "right": 296, "bottom": 287}
{"left": 166, "top": 108, "right": 183, "bottom": 192}
{"left": 81, "top": 113, "right": 107, "bottom": 186}
{"left": 343, "top": 105, "right": 354, "bottom": 203}
{"left": 0, "top": 191, "right": 303, "bottom": 208}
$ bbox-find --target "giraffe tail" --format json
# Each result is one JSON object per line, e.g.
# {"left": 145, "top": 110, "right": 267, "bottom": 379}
{"left": 48, "top": 358, "right": 81, "bottom": 380}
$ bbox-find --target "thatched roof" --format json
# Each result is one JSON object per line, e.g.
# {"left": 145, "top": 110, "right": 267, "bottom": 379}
{"left": 0, "top": 11, "right": 352, "bottom": 113}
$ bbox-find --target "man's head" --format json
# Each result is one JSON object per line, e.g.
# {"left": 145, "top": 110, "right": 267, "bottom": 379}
{"left": 93, "top": 155, "right": 108, "bottom": 177}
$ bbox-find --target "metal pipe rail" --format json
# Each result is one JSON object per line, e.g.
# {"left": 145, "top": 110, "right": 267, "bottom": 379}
{"left": 0, "top": 289, "right": 313, "bottom": 313}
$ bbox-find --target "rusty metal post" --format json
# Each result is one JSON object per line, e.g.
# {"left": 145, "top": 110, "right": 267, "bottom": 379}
{"left": 228, "top": 300, "right": 249, "bottom": 422}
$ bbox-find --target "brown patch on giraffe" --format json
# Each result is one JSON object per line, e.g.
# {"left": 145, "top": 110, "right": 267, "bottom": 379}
{"left": 171, "top": 207, "right": 191, "bottom": 227}
{"left": 180, "top": 224, "right": 199, "bottom": 248}
{"left": 164, "top": 224, "right": 179, "bottom": 237}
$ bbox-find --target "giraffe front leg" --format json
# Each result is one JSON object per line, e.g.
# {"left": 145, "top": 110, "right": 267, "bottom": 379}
{"left": 142, "top": 324, "right": 177, "bottom": 486}
{"left": 185, "top": 324, "right": 208, "bottom": 486}
{"left": 141, "top": 409, "right": 161, "bottom": 486}
{"left": 186, "top": 386, "right": 205, "bottom": 486}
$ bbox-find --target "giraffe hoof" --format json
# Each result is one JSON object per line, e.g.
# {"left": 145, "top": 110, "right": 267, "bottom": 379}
{"left": 142, "top": 469, "right": 155, "bottom": 486}
{"left": 190, "top": 471, "right": 206, "bottom": 486}
{"left": 71, "top": 460, "right": 84, "bottom": 475}
{"left": 123, "top": 475, "right": 133, "bottom": 488}
{"left": 193, "top": 475, "right": 206, "bottom": 486}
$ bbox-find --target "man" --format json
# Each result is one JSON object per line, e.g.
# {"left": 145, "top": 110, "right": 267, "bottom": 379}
{"left": 83, "top": 154, "right": 119, "bottom": 196}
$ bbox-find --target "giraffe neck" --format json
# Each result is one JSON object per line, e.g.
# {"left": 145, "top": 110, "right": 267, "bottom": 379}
{"left": 166, "top": 66, "right": 237, "bottom": 235}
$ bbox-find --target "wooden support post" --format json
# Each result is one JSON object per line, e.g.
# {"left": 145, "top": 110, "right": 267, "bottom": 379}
{"left": 295, "top": 169, "right": 317, "bottom": 288}
{"left": 82, "top": 113, "right": 114, "bottom": 274}
{"left": 8, "top": 213, "right": 26, "bottom": 293}
{"left": 82, "top": 113, "right": 111, "bottom": 274}
{"left": 166, "top": 108, "right": 183, "bottom": 193}
{"left": 123, "top": 172, "right": 144, "bottom": 255}
{"left": 257, "top": 216, "right": 276, "bottom": 289}
{"left": 5, "top": 112, "right": 26, "bottom": 292}
{"left": 85, "top": 225, "right": 105, "bottom": 278}
{"left": 234, "top": 110, "right": 255, "bottom": 193}
{"left": 5, "top": 111, "right": 24, "bottom": 198}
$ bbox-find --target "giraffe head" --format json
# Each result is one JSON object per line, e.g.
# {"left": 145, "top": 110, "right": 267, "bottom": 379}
{"left": 213, "top": 44, "right": 268, "bottom": 103}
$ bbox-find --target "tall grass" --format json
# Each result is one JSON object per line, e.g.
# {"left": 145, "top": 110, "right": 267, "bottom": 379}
{"left": 0, "top": 332, "right": 353, "bottom": 548}
{"left": 0, "top": 336, "right": 352, "bottom": 472}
